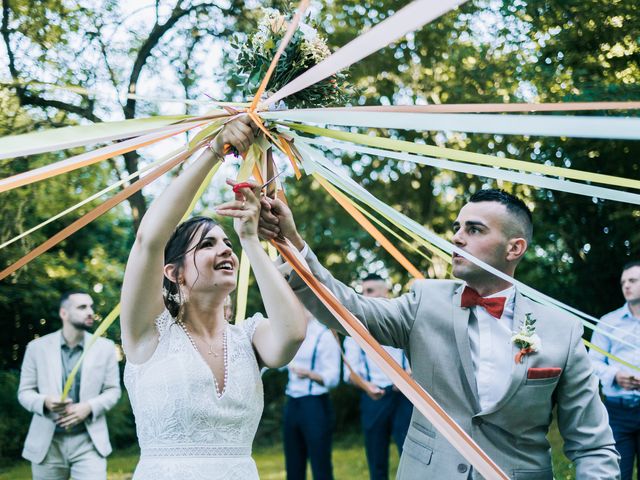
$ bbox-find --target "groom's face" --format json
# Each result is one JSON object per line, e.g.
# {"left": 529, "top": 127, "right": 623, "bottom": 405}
{"left": 451, "top": 201, "right": 512, "bottom": 282}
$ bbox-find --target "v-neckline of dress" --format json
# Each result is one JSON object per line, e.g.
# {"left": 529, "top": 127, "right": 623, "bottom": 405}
{"left": 181, "top": 324, "right": 229, "bottom": 399}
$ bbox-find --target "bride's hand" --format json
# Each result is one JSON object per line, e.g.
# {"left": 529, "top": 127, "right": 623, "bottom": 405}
{"left": 209, "top": 115, "right": 255, "bottom": 157}
{"left": 215, "top": 180, "right": 262, "bottom": 241}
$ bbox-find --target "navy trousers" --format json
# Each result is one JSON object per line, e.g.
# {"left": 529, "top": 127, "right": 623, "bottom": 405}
{"left": 360, "top": 386, "right": 412, "bottom": 480}
{"left": 605, "top": 399, "right": 640, "bottom": 480}
{"left": 283, "top": 394, "right": 334, "bottom": 480}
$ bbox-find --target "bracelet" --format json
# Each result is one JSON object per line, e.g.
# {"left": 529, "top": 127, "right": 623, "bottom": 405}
{"left": 206, "top": 141, "right": 224, "bottom": 161}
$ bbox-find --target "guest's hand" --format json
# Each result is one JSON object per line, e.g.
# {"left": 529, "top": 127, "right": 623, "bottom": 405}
{"left": 56, "top": 401, "right": 92, "bottom": 428}
{"left": 290, "top": 365, "right": 311, "bottom": 379}
{"left": 209, "top": 115, "right": 255, "bottom": 158}
{"left": 44, "top": 396, "right": 71, "bottom": 414}
{"left": 615, "top": 371, "right": 640, "bottom": 390}
{"left": 216, "top": 181, "right": 262, "bottom": 241}
{"left": 364, "top": 382, "right": 385, "bottom": 400}
{"left": 258, "top": 197, "right": 305, "bottom": 250}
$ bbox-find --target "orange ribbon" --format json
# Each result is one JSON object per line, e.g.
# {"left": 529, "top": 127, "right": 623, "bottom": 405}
{"left": 515, "top": 347, "right": 534, "bottom": 364}
{"left": 0, "top": 141, "right": 206, "bottom": 281}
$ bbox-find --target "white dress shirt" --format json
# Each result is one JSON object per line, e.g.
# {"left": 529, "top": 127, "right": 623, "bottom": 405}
{"left": 285, "top": 318, "right": 342, "bottom": 398}
{"left": 343, "top": 336, "right": 408, "bottom": 387}
{"left": 467, "top": 286, "right": 516, "bottom": 412}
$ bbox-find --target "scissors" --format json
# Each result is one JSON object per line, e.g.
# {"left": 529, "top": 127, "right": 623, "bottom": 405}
{"left": 232, "top": 170, "right": 285, "bottom": 195}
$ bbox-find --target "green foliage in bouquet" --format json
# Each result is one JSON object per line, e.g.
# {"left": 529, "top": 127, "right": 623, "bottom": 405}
{"left": 231, "top": 8, "right": 354, "bottom": 109}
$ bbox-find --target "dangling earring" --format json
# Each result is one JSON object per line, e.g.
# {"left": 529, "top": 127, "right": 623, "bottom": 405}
{"left": 177, "top": 279, "right": 189, "bottom": 305}
{"left": 162, "top": 287, "right": 182, "bottom": 305}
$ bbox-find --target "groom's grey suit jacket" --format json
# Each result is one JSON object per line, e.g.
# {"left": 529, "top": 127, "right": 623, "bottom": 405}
{"left": 289, "top": 248, "right": 619, "bottom": 480}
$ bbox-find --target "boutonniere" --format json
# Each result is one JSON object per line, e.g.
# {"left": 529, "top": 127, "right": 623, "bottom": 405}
{"left": 511, "top": 313, "right": 542, "bottom": 364}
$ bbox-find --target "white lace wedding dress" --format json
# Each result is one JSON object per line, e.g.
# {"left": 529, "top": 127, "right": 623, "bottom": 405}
{"left": 124, "top": 310, "right": 264, "bottom": 479}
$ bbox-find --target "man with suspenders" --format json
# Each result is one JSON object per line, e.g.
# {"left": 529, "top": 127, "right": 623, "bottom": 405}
{"left": 344, "top": 274, "right": 412, "bottom": 480}
{"left": 284, "top": 310, "right": 342, "bottom": 479}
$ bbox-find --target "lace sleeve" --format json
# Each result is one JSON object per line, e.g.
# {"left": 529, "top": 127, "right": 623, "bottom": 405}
{"left": 240, "top": 313, "right": 265, "bottom": 340}
{"left": 155, "top": 310, "right": 174, "bottom": 338}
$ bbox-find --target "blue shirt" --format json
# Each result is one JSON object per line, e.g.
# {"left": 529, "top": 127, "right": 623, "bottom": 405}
{"left": 343, "top": 336, "right": 409, "bottom": 388}
{"left": 589, "top": 304, "right": 640, "bottom": 400}
{"left": 286, "top": 318, "right": 341, "bottom": 398}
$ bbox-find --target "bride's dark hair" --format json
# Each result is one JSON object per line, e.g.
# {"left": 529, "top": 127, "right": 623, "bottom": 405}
{"left": 163, "top": 216, "right": 219, "bottom": 317}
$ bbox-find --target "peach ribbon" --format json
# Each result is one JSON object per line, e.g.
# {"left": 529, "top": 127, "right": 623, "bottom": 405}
{"left": 0, "top": 141, "right": 206, "bottom": 281}
{"left": 0, "top": 120, "right": 209, "bottom": 194}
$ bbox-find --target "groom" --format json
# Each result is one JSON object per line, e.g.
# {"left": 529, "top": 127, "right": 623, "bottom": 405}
{"left": 259, "top": 189, "right": 619, "bottom": 479}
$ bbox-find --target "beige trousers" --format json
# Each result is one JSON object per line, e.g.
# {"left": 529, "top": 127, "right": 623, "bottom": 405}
{"left": 31, "top": 431, "right": 106, "bottom": 480}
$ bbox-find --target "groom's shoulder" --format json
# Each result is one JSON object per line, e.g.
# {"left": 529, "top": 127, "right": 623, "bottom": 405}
{"left": 409, "top": 278, "right": 463, "bottom": 297}
{"left": 519, "top": 294, "right": 582, "bottom": 333}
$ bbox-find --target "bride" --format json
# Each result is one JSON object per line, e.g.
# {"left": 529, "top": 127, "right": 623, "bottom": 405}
{"left": 120, "top": 115, "right": 306, "bottom": 479}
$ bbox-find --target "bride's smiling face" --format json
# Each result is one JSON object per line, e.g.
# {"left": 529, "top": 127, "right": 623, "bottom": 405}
{"left": 180, "top": 225, "right": 239, "bottom": 294}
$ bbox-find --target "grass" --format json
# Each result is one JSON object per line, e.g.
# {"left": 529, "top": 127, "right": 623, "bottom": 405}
{"left": 0, "top": 426, "right": 577, "bottom": 480}
{"left": 0, "top": 436, "right": 395, "bottom": 480}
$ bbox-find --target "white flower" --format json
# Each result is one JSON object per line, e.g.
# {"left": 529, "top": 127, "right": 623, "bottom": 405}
{"left": 299, "top": 22, "right": 318, "bottom": 41}
{"left": 511, "top": 313, "right": 542, "bottom": 353}
{"left": 301, "top": 35, "right": 331, "bottom": 62}
{"left": 510, "top": 332, "right": 541, "bottom": 352}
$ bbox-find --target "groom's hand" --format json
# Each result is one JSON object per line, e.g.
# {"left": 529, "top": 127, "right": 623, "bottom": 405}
{"left": 258, "top": 197, "right": 305, "bottom": 251}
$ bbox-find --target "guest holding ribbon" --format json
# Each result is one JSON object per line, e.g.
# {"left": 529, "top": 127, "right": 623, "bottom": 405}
{"left": 261, "top": 188, "right": 619, "bottom": 479}
{"left": 18, "top": 291, "right": 121, "bottom": 480}
{"left": 590, "top": 261, "right": 640, "bottom": 480}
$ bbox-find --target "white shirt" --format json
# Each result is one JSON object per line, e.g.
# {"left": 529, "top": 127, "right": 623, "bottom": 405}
{"left": 285, "top": 318, "right": 341, "bottom": 398}
{"left": 467, "top": 286, "right": 516, "bottom": 412}
{"left": 343, "top": 337, "right": 408, "bottom": 387}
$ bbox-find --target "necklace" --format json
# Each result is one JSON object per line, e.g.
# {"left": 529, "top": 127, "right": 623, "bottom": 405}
{"left": 177, "top": 320, "right": 229, "bottom": 398}
{"left": 178, "top": 321, "right": 227, "bottom": 357}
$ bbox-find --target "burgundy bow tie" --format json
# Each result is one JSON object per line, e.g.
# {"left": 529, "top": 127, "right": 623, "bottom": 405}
{"left": 461, "top": 287, "right": 506, "bottom": 319}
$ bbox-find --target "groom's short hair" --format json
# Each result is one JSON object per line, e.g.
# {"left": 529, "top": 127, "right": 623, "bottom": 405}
{"left": 469, "top": 189, "right": 533, "bottom": 244}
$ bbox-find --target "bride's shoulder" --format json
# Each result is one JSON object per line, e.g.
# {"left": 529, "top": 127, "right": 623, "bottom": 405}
{"left": 232, "top": 312, "right": 266, "bottom": 340}
{"left": 155, "top": 309, "right": 175, "bottom": 337}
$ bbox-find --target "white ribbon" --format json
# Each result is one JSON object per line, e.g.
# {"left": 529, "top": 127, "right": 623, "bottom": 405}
{"left": 294, "top": 134, "right": 640, "bottom": 205}
{"left": 262, "top": 110, "right": 640, "bottom": 140}
{"left": 263, "top": 0, "right": 468, "bottom": 108}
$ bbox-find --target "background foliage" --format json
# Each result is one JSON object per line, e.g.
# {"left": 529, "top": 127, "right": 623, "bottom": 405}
{"left": 0, "top": 0, "right": 638, "bottom": 470}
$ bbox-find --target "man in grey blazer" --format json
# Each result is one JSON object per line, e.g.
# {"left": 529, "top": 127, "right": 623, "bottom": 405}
{"left": 259, "top": 189, "right": 619, "bottom": 479}
{"left": 18, "top": 291, "right": 121, "bottom": 480}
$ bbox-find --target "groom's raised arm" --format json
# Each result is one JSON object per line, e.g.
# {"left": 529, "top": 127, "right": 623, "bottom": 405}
{"left": 259, "top": 197, "right": 420, "bottom": 351}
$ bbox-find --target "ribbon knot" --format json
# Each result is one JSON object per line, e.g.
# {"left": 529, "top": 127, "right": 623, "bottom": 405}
{"left": 461, "top": 287, "right": 506, "bottom": 319}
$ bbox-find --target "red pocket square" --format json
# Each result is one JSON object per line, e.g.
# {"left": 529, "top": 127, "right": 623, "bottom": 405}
{"left": 527, "top": 368, "right": 562, "bottom": 379}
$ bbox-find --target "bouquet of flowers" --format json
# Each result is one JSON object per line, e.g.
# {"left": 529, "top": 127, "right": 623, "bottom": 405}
{"left": 231, "top": 8, "right": 354, "bottom": 109}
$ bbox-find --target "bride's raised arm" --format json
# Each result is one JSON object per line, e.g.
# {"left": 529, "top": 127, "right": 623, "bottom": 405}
{"left": 120, "top": 116, "right": 255, "bottom": 363}
{"left": 216, "top": 184, "right": 307, "bottom": 368}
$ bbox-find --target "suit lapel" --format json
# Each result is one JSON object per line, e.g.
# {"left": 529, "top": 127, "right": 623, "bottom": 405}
{"left": 479, "top": 290, "right": 529, "bottom": 416}
{"left": 51, "top": 331, "right": 63, "bottom": 396}
{"left": 452, "top": 285, "right": 480, "bottom": 410}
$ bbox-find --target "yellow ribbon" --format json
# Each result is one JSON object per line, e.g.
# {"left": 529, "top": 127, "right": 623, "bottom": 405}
{"left": 285, "top": 123, "right": 640, "bottom": 191}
